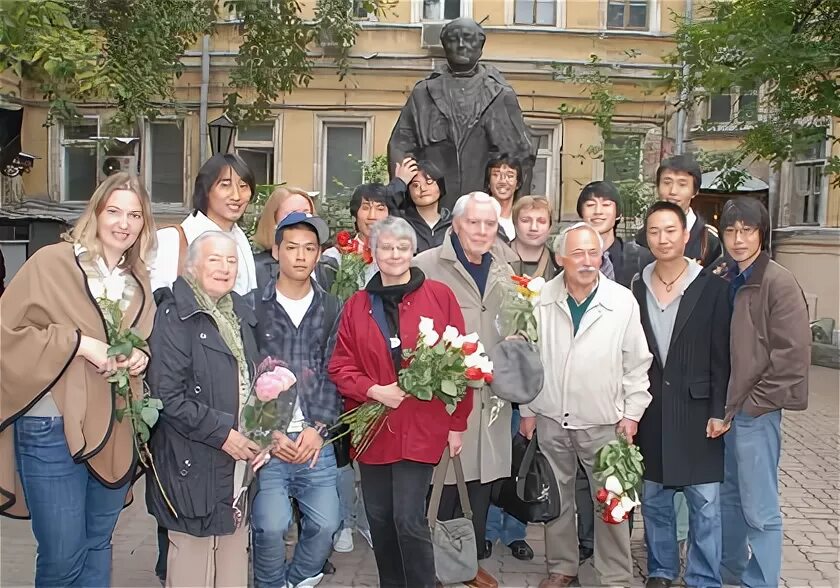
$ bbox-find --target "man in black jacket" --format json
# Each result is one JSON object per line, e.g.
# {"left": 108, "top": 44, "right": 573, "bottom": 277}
{"left": 635, "top": 155, "right": 723, "bottom": 269}
{"left": 632, "top": 202, "right": 730, "bottom": 588}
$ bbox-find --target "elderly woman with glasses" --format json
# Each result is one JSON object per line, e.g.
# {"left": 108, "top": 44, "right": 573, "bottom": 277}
{"left": 328, "top": 216, "right": 473, "bottom": 588}
{"left": 146, "top": 231, "right": 261, "bottom": 588}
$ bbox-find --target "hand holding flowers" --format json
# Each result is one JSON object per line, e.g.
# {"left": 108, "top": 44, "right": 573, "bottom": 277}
{"left": 497, "top": 275, "right": 545, "bottom": 342}
{"left": 592, "top": 435, "right": 644, "bottom": 524}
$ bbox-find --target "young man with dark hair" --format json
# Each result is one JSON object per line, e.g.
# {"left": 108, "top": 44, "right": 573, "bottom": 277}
{"left": 632, "top": 201, "right": 730, "bottom": 588}
{"left": 485, "top": 156, "right": 523, "bottom": 242}
{"left": 251, "top": 212, "right": 343, "bottom": 588}
{"left": 636, "top": 155, "right": 722, "bottom": 269}
{"left": 717, "top": 197, "right": 810, "bottom": 588}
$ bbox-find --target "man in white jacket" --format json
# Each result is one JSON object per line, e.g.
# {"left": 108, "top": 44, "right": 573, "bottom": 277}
{"left": 520, "top": 222, "right": 653, "bottom": 588}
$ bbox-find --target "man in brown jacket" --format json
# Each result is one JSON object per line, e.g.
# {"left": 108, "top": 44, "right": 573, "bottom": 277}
{"left": 713, "top": 197, "right": 810, "bottom": 588}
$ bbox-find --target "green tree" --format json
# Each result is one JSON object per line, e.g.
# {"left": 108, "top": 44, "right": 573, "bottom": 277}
{"left": 665, "top": 0, "right": 840, "bottom": 182}
{"left": 0, "top": 0, "right": 389, "bottom": 131}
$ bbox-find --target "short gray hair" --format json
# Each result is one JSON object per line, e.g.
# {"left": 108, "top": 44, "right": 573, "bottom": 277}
{"left": 369, "top": 216, "right": 417, "bottom": 253}
{"left": 452, "top": 191, "right": 502, "bottom": 220}
{"left": 184, "top": 231, "right": 239, "bottom": 276}
{"left": 553, "top": 222, "right": 604, "bottom": 257}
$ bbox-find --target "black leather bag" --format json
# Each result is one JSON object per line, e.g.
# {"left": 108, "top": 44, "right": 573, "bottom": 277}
{"left": 491, "top": 433, "right": 561, "bottom": 524}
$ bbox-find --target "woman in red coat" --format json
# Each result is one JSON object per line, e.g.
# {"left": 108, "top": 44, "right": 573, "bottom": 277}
{"left": 329, "top": 216, "right": 472, "bottom": 588}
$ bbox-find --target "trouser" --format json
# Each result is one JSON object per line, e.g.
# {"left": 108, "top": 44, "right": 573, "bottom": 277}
{"left": 720, "top": 410, "right": 783, "bottom": 588}
{"left": 251, "top": 442, "right": 340, "bottom": 587}
{"left": 537, "top": 417, "right": 633, "bottom": 586}
{"left": 359, "top": 460, "right": 437, "bottom": 588}
{"left": 438, "top": 479, "right": 495, "bottom": 557}
{"left": 575, "top": 461, "right": 595, "bottom": 551}
{"left": 15, "top": 416, "right": 130, "bottom": 588}
{"left": 166, "top": 525, "right": 249, "bottom": 587}
{"left": 643, "top": 481, "right": 722, "bottom": 587}
{"left": 486, "top": 408, "right": 527, "bottom": 546}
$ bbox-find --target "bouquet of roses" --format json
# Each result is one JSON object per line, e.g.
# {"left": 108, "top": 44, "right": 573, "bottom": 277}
{"left": 333, "top": 317, "right": 492, "bottom": 456}
{"left": 496, "top": 274, "right": 545, "bottom": 342}
{"left": 592, "top": 435, "right": 644, "bottom": 524}
{"left": 240, "top": 357, "right": 298, "bottom": 449}
{"left": 330, "top": 230, "right": 373, "bottom": 302}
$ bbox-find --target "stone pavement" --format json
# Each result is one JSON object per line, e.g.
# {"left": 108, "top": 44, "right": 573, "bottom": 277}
{"left": 2, "top": 366, "right": 838, "bottom": 587}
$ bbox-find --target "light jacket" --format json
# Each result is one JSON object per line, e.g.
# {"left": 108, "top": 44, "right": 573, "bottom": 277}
{"left": 521, "top": 272, "right": 653, "bottom": 428}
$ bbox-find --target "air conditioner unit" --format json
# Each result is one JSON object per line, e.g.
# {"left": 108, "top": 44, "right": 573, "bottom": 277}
{"left": 421, "top": 22, "right": 444, "bottom": 49}
{"left": 101, "top": 155, "right": 138, "bottom": 178}
{"left": 318, "top": 30, "right": 339, "bottom": 48}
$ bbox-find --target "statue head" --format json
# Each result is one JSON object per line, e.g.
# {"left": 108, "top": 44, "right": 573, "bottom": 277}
{"left": 440, "top": 18, "right": 486, "bottom": 73}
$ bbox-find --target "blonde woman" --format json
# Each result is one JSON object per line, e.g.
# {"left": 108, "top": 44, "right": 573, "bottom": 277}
{"left": 0, "top": 172, "right": 157, "bottom": 587}
{"left": 253, "top": 186, "right": 316, "bottom": 293}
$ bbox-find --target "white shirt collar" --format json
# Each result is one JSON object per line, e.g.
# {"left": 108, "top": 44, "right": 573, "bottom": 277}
{"left": 686, "top": 208, "right": 697, "bottom": 232}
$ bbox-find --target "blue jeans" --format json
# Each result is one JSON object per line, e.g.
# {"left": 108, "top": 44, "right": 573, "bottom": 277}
{"left": 251, "top": 440, "right": 340, "bottom": 588}
{"left": 486, "top": 409, "right": 527, "bottom": 546}
{"left": 14, "top": 416, "right": 130, "bottom": 588}
{"left": 720, "top": 410, "right": 783, "bottom": 588}
{"left": 642, "top": 481, "right": 722, "bottom": 587}
{"left": 337, "top": 462, "right": 370, "bottom": 533}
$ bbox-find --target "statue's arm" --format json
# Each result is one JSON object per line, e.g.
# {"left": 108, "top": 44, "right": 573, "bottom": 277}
{"left": 388, "top": 94, "right": 421, "bottom": 175}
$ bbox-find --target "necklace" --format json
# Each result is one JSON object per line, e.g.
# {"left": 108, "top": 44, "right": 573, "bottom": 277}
{"left": 654, "top": 260, "right": 689, "bottom": 293}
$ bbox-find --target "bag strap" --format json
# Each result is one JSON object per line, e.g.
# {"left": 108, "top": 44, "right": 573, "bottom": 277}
{"left": 534, "top": 248, "right": 550, "bottom": 279}
{"left": 427, "top": 453, "right": 472, "bottom": 529}
{"left": 163, "top": 224, "right": 189, "bottom": 277}
{"left": 515, "top": 433, "right": 540, "bottom": 498}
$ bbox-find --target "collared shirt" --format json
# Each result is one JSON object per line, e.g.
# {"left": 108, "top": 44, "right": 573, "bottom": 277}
{"left": 686, "top": 208, "right": 697, "bottom": 232}
{"left": 150, "top": 211, "right": 257, "bottom": 296}
{"left": 567, "top": 284, "right": 598, "bottom": 335}
{"left": 642, "top": 259, "right": 703, "bottom": 364}
{"left": 256, "top": 281, "right": 340, "bottom": 428}
{"left": 729, "top": 262, "right": 756, "bottom": 307}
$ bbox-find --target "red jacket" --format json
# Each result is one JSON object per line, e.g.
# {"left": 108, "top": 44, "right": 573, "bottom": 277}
{"left": 328, "top": 279, "right": 472, "bottom": 465}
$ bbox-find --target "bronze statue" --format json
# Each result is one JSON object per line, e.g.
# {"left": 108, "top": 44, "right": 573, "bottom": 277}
{"left": 388, "top": 18, "right": 535, "bottom": 211}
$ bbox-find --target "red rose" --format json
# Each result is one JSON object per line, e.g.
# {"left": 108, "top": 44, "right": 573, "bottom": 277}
{"left": 595, "top": 488, "right": 609, "bottom": 503}
{"left": 461, "top": 342, "right": 478, "bottom": 355}
{"left": 336, "top": 231, "right": 352, "bottom": 247}
{"left": 511, "top": 275, "right": 530, "bottom": 287}
{"left": 348, "top": 240, "right": 359, "bottom": 253}
{"left": 465, "top": 366, "right": 483, "bottom": 381}
{"left": 483, "top": 372, "right": 493, "bottom": 384}
{"left": 608, "top": 497, "right": 620, "bottom": 509}
{"left": 601, "top": 509, "right": 614, "bottom": 523}
{"left": 362, "top": 246, "right": 373, "bottom": 265}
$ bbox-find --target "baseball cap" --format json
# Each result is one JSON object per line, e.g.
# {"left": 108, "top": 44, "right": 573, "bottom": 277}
{"left": 275, "top": 212, "right": 330, "bottom": 246}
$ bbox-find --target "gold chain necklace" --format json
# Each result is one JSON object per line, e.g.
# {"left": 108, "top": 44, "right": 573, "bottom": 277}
{"left": 654, "top": 260, "right": 689, "bottom": 293}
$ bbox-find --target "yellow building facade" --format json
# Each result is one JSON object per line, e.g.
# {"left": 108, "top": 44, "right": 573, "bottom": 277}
{"left": 3, "top": 0, "right": 838, "bottom": 322}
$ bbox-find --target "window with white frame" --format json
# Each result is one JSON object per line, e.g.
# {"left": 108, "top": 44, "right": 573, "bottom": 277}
{"left": 60, "top": 117, "right": 100, "bottom": 201}
{"left": 606, "top": 0, "right": 648, "bottom": 30}
{"left": 423, "top": 0, "right": 462, "bottom": 20}
{"left": 515, "top": 0, "right": 556, "bottom": 25}
{"left": 352, "top": 0, "right": 370, "bottom": 18}
{"left": 603, "top": 133, "right": 644, "bottom": 182}
{"left": 793, "top": 133, "right": 826, "bottom": 225}
{"left": 235, "top": 122, "right": 276, "bottom": 186}
{"left": 707, "top": 85, "right": 758, "bottom": 124}
{"left": 320, "top": 121, "right": 369, "bottom": 197}
{"left": 144, "top": 120, "right": 185, "bottom": 203}
{"left": 527, "top": 126, "right": 558, "bottom": 198}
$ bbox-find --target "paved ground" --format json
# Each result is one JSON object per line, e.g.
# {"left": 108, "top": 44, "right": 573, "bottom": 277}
{"left": 2, "top": 366, "right": 838, "bottom": 587}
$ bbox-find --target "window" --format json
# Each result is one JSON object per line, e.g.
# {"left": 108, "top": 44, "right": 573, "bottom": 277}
{"left": 603, "top": 133, "right": 643, "bottom": 182}
{"left": 60, "top": 117, "right": 100, "bottom": 201}
{"left": 235, "top": 122, "right": 276, "bottom": 186}
{"left": 352, "top": 0, "right": 370, "bottom": 18}
{"left": 793, "top": 133, "right": 826, "bottom": 225}
{"left": 527, "top": 126, "right": 556, "bottom": 197}
{"left": 707, "top": 86, "right": 758, "bottom": 124}
{"left": 147, "top": 121, "right": 185, "bottom": 203}
{"left": 514, "top": 0, "right": 556, "bottom": 25}
{"left": 607, "top": 0, "right": 648, "bottom": 30}
{"left": 423, "top": 0, "right": 461, "bottom": 19}
{"left": 320, "top": 122, "right": 368, "bottom": 197}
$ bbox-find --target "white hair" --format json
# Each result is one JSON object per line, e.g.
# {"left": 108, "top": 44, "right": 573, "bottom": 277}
{"left": 552, "top": 222, "right": 604, "bottom": 257}
{"left": 369, "top": 216, "right": 418, "bottom": 253}
{"left": 451, "top": 191, "right": 502, "bottom": 220}
{"left": 184, "top": 231, "right": 239, "bottom": 276}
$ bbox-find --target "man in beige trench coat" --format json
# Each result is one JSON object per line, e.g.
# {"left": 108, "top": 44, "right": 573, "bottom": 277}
{"left": 415, "top": 191, "right": 519, "bottom": 588}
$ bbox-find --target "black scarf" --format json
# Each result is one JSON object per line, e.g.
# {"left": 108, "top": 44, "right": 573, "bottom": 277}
{"left": 366, "top": 267, "right": 426, "bottom": 373}
{"left": 451, "top": 232, "right": 491, "bottom": 296}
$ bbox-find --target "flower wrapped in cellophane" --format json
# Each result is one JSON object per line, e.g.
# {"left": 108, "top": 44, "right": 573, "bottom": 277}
{"left": 496, "top": 275, "right": 545, "bottom": 342}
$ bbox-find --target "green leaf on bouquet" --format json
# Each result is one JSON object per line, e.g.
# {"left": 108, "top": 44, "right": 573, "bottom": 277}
{"left": 241, "top": 404, "right": 256, "bottom": 427}
{"left": 137, "top": 424, "right": 151, "bottom": 444}
{"left": 441, "top": 380, "right": 458, "bottom": 397}
{"left": 140, "top": 406, "right": 159, "bottom": 428}
{"left": 115, "top": 407, "right": 126, "bottom": 422}
{"left": 415, "top": 387, "right": 433, "bottom": 401}
{"left": 108, "top": 341, "right": 133, "bottom": 358}
{"left": 148, "top": 398, "right": 164, "bottom": 410}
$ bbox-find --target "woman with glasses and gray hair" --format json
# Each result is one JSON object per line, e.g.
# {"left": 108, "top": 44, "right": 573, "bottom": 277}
{"left": 146, "top": 231, "right": 261, "bottom": 587}
{"left": 328, "top": 216, "right": 473, "bottom": 588}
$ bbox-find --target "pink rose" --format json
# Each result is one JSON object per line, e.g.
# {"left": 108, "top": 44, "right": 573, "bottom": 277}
{"left": 254, "top": 367, "right": 297, "bottom": 402}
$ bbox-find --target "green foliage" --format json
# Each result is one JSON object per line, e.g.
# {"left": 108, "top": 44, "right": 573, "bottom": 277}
{"left": 664, "top": 0, "right": 840, "bottom": 182}
{"left": 0, "top": 0, "right": 390, "bottom": 132}
{"left": 593, "top": 434, "right": 645, "bottom": 496}
{"left": 239, "top": 183, "right": 279, "bottom": 248}
{"left": 398, "top": 339, "right": 469, "bottom": 407}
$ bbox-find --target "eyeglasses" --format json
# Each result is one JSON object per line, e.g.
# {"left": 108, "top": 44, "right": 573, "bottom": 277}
{"left": 723, "top": 226, "right": 759, "bottom": 238}
{"left": 375, "top": 243, "right": 413, "bottom": 254}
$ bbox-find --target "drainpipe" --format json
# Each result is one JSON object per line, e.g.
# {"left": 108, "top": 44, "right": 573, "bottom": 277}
{"left": 199, "top": 34, "right": 210, "bottom": 163}
{"left": 674, "top": 0, "right": 693, "bottom": 154}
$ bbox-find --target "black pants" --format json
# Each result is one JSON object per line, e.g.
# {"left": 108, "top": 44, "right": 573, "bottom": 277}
{"left": 156, "top": 525, "right": 168, "bottom": 580}
{"left": 437, "top": 479, "right": 494, "bottom": 556}
{"left": 359, "top": 460, "right": 436, "bottom": 588}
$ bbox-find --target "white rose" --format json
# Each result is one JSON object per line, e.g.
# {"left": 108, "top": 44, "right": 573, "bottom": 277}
{"left": 418, "top": 316, "right": 435, "bottom": 336}
{"left": 619, "top": 495, "right": 636, "bottom": 512}
{"left": 442, "top": 325, "right": 460, "bottom": 344}
{"left": 424, "top": 329, "right": 440, "bottom": 347}
{"left": 527, "top": 276, "right": 546, "bottom": 293}
{"left": 460, "top": 332, "right": 479, "bottom": 344}
{"left": 103, "top": 273, "right": 126, "bottom": 302}
{"left": 611, "top": 504, "right": 626, "bottom": 523}
{"left": 480, "top": 356, "right": 494, "bottom": 373}
{"left": 475, "top": 342, "right": 485, "bottom": 355}
{"left": 88, "top": 279, "right": 105, "bottom": 300}
{"left": 464, "top": 353, "right": 482, "bottom": 368}
{"left": 604, "top": 475, "right": 623, "bottom": 495}
{"left": 450, "top": 336, "right": 464, "bottom": 349}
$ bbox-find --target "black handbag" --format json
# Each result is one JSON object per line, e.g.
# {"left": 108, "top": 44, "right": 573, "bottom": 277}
{"left": 491, "top": 432, "right": 561, "bottom": 524}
